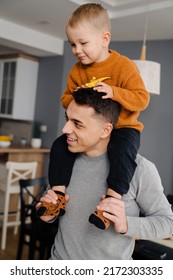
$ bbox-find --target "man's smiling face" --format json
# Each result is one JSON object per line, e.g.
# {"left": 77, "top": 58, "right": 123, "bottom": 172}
{"left": 62, "top": 100, "right": 111, "bottom": 157}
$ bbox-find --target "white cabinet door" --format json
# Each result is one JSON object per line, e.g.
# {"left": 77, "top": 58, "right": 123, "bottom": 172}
{"left": 0, "top": 56, "right": 39, "bottom": 120}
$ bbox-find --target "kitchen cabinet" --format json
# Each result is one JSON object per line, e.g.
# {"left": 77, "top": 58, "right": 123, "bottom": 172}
{"left": 0, "top": 54, "right": 39, "bottom": 121}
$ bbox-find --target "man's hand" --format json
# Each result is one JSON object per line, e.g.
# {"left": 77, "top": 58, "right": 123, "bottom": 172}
{"left": 36, "top": 189, "right": 69, "bottom": 222}
{"left": 96, "top": 195, "right": 128, "bottom": 234}
{"left": 93, "top": 82, "right": 113, "bottom": 99}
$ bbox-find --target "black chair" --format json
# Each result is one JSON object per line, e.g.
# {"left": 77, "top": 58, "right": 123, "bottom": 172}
{"left": 16, "top": 177, "right": 58, "bottom": 260}
{"left": 133, "top": 239, "right": 173, "bottom": 260}
{"left": 167, "top": 194, "right": 173, "bottom": 208}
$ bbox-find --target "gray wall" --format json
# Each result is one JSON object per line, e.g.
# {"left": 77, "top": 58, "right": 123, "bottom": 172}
{"left": 34, "top": 55, "right": 64, "bottom": 175}
{"left": 35, "top": 39, "right": 173, "bottom": 195}
{"left": 56, "top": 43, "right": 76, "bottom": 136}
{"left": 34, "top": 55, "right": 64, "bottom": 147}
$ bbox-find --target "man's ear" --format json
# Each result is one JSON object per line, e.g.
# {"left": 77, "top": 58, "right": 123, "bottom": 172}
{"left": 101, "top": 122, "right": 113, "bottom": 138}
{"left": 102, "top": 31, "right": 111, "bottom": 48}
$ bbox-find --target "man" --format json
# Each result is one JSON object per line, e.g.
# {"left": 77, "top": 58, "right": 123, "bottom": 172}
{"left": 38, "top": 88, "right": 173, "bottom": 260}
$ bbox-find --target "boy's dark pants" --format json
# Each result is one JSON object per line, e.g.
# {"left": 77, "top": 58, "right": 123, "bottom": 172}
{"left": 48, "top": 128, "right": 140, "bottom": 195}
{"left": 107, "top": 128, "right": 140, "bottom": 195}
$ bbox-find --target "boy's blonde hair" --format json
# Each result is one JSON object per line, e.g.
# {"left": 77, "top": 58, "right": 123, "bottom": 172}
{"left": 66, "top": 3, "right": 111, "bottom": 32}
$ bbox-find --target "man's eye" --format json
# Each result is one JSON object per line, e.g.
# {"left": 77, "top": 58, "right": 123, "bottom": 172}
{"left": 65, "top": 114, "right": 68, "bottom": 121}
{"left": 75, "top": 122, "right": 82, "bottom": 128}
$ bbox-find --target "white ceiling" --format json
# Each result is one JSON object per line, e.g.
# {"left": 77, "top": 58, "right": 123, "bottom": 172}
{"left": 0, "top": 0, "right": 173, "bottom": 56}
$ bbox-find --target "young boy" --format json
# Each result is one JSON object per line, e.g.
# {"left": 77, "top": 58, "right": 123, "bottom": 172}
{"left": 37, "top": 3, "right": 150, "bottom": 230}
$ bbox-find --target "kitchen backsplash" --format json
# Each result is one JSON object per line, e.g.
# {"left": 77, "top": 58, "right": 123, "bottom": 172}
{"left": 0, "top": 118, "right": 33, "bottom": 145}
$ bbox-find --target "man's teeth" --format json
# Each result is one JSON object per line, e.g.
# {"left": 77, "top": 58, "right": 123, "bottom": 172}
{"left": 68, "top": 137, "right": 76, "bottom": 141}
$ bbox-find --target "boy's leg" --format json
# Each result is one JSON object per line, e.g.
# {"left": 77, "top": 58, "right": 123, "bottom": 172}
{"left": 49, "top": 134, "right": 76, "bottom": 187}
{"left": 107, "top": 128, "right": 140, "bottom": 194}
{"left": 37, "top": 134, "right": 76, "bottom": 217}
{"left": 89, "top": 128, "right": 140, "bottom": 229}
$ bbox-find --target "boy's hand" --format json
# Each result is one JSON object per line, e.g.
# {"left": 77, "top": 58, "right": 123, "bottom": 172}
{"left": 74, "top": 85, "right": 86, "bottom": 91}
{"left": 93, "top": 82, "right": 113, "bottom": 99}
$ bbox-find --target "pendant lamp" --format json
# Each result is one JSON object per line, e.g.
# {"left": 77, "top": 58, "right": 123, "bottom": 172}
{"left": 133, "top": 5, "right": 161, "bottom": 95}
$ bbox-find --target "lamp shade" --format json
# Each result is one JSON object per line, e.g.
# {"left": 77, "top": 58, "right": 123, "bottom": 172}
{"left": 133, "top": 60, "right": 161, "bottom": 95}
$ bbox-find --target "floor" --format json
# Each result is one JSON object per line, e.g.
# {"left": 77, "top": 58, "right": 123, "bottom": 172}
{"left": 0, "top": 227, "right": 29, "bottom": 260}
{"left": 0, "top": 222, "right": 57, "bottom": 260}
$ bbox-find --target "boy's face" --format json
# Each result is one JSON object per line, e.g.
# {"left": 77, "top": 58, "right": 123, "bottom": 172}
{"left": 62, "top": 100, "right": 112, "bottom": 157}
{"left": 66, "top": 21, "right": 110, "bottom": 64}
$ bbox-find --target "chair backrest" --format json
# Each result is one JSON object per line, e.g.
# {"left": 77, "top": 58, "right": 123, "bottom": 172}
{"left": 17, "top": 177, "right": 58, "bottom": 259}
{"left": 19, "top": 177, "right": 48, "bottom": 225}
{"left": 6, "top": 161, "right": 38, "bottom": 192}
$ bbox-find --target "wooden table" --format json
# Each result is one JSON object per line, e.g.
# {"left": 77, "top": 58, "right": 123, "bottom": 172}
{"left": 150, "top": 235, "right": 173, "bottom": 249}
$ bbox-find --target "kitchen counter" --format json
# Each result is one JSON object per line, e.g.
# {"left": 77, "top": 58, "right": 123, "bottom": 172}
{"left": 0, "top": 145, "right": 50, "bottom": 153}
{"left": 0, "top": 145, "right": 50, "bottom": 177}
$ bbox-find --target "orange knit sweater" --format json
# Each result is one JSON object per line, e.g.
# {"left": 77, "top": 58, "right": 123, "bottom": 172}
{"left": 61, "top": 50, "right": 150, "bottom": 132}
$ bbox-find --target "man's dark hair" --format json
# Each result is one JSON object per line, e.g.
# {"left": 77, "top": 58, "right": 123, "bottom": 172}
{"left": 73, "top": 88, "right": 120, "bottom": 125}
